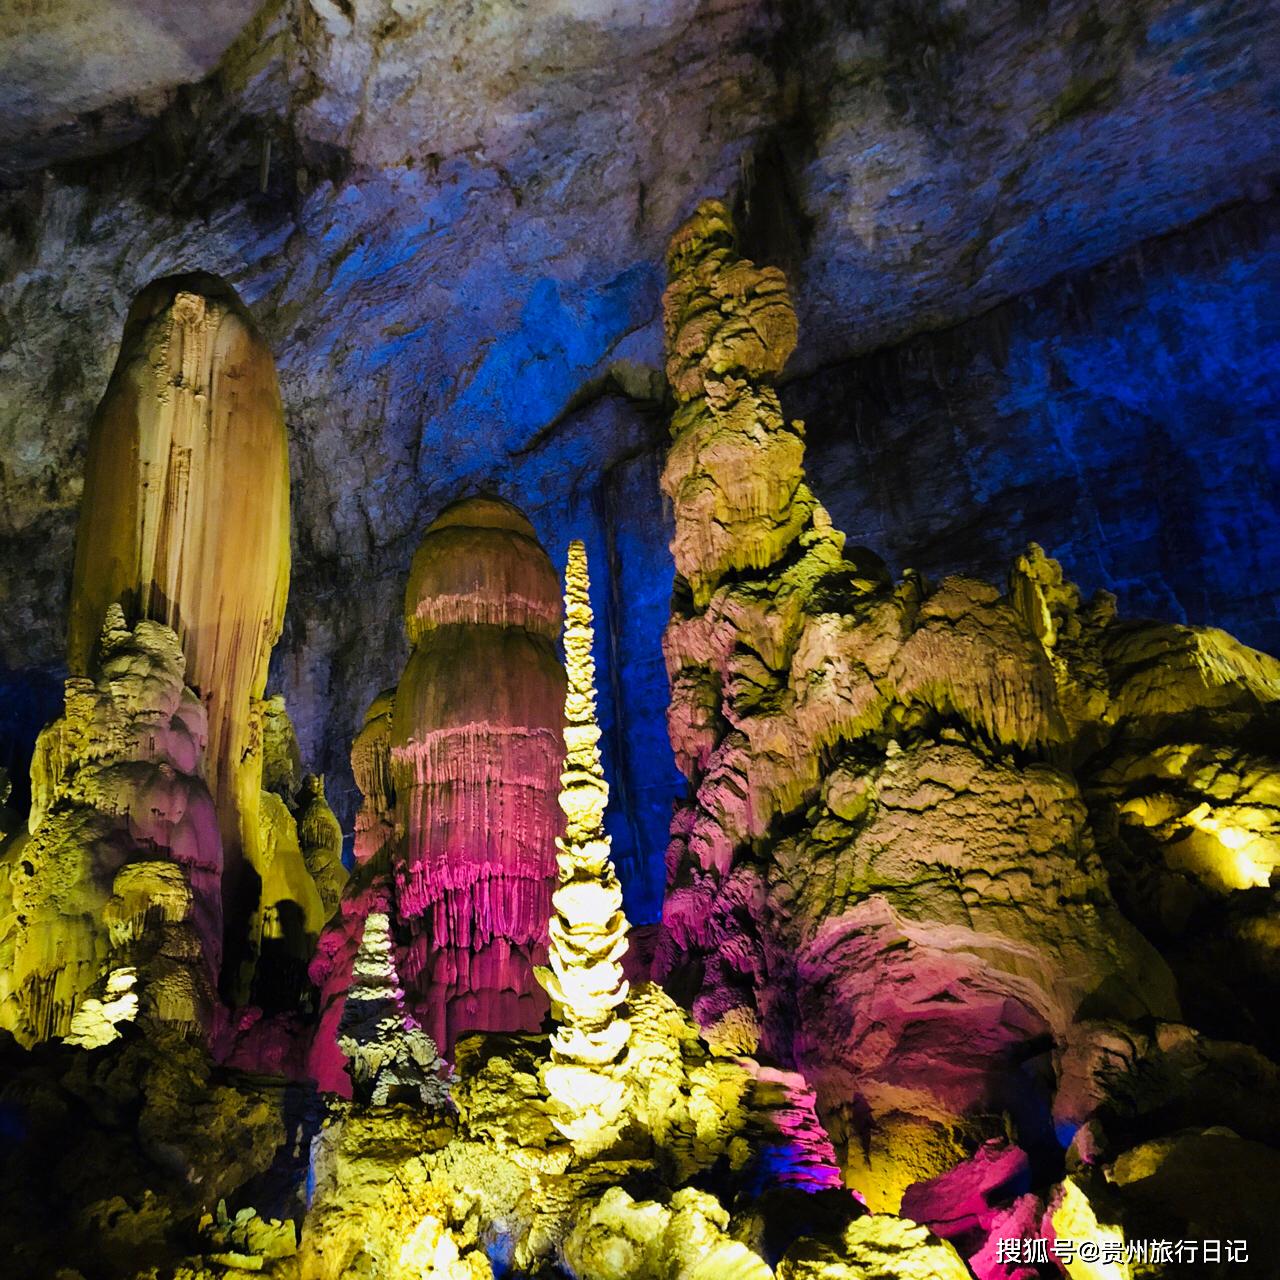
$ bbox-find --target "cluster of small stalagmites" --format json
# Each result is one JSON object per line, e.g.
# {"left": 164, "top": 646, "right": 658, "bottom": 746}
{"left": 306, "top": 690, "right": 402, "bottom": 1094}
{"left": 655, "top": 199, "right": 1280, "bottom": 1257}
{"left": 536, "top": 540, "right": 632, "bottom": 1152}
{"left": 235, "top": 699, "right": 345, "bottom": 1017}
{"left": 298, "top": 971, "right": 891, "bottom": 1280}
{"left": 337, "top": 907, "right": 450, "bottom": 1108}
{"left": 0, "top": 606, "right": 222, "bottom": 1045}
{"left": 261, "top": 695, "right": 348, "bottom": 920}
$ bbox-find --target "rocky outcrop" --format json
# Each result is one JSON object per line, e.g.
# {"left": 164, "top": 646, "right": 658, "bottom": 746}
{"left": 654, "top": 200, "right": 1280, "bottom": 1249}
{"left": 0, "top": 608, "right": 222, "bottom": 1044}
{"left": 299, "top": 974, "right": 859, "bottom": 1280}
{"left": 0, "top": 1027, "right": 293, "bottom": 1280}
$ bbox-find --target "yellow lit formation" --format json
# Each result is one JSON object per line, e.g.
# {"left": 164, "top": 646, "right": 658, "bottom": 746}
{"left": 536, "top": 539, "right": 632, "bottom": 1150}
{"left": 1050, "top": 1180, "right": 1132, "bottom": 1280}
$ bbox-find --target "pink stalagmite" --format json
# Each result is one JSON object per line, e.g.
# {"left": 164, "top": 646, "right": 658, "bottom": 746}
{"left": 392, "top": 497, "right": 565, "bottom": 1052}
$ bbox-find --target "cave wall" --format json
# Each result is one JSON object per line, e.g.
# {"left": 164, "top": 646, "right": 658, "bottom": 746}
{"left": 788, "top": 196, "right": 1280, "bottom": 657}
{"left": 1, "top": 0, "right": 1278, "bottom": 920}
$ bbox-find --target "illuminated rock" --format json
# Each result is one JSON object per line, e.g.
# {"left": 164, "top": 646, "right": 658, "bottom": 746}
{"left": 0, "top": 610, "right": 221, "bottom": 1043}
{"left": 1047, "top": 1179, "right": 1131, "bottom": 1280}
{"left": 349, "top": 687, "right": 397, "bottom": 866}
{"left": 775, "top": 1213, "right": 970, "bottom": 1280}
{"left": 562, "top": 1185, "right": 773, "bottom": 1280}
{"left": 298, "top": 773, "right": 347, "bottom": 918}
{"left": 63, "top": 966, "right": 138, "bottom": 1049}
{"left": 390, "top": 496, "right": 565, "bottom": 1051}
{"left": 337, "top": 908, "right": 450, "bottom": 1109}
{"left": 66, "top": 275, "right": 291, "bottom": 999}
{"left": 656, "top": 203, "right": 1175, "bottom": 1199}
{"left": 537, "top": 540, "right": 631, "bottom": 1152}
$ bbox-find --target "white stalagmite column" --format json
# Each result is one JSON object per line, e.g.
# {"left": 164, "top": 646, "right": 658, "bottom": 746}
{"left": 537, "top": 540, "right": 632, "bottom": 1150}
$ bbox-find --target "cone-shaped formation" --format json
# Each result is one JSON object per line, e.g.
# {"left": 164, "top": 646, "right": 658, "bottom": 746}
{"left": 536, "top": 541, "right": 631, "bottom": 1149}
{"left": 390, "top": 496, "right": 566, "bottom": 1051}
{"left": 337, "top": 908, "right": 450, "bottom": 1108}
{"left": 65, "top": 275, "right": 291, "bottom": 999}
{"left": 540, "top": 540, "right": 631, "bottom": 1062}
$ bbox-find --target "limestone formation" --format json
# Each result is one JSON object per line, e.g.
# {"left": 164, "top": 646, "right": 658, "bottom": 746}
{"left": 563, "top": 1186, "right": 772, "bottom": 1280}
{"left": 654, "top": 199, "right": 1280, "bottom": 1252}
{"left": 390, "top": 497, "right": 566, "bottom": 1051}
{"left": 298, "top": 774, "right": 347, "bottom": 916}
{"left": 775, "top": 1214, "right": 971, "bottom": 1280}
{"left": 0, "top": 608, "right": 221, "bottom": 1043}
{"left": 307, "top": 499, "right": 566, "bottom": 1084}
{"left": 337, "top": 907, "right": 450, "bottom": 1109}
{"left": 66, "top": 275, "right": 292, "bottom": 999}
{"left": 298, "top": 972, "right": 862, "bottom": 1280}
{"left": 537, "top": 539, "right": 632, "bottom": 1151}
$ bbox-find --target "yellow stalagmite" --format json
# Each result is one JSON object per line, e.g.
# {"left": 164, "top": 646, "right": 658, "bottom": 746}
{"left": 537, "top": 539, "right": 632, "bottom": 1151}
{"left": 66, "top": 275, "right": 291, "bottom": 995}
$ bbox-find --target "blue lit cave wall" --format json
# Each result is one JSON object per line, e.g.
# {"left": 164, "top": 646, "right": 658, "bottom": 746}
{"left": 787, "top": 198, "right": 1280, "bottom": 656}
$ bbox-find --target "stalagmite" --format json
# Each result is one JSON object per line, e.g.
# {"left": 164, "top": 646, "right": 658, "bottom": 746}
{"left": 66, "top": 275, "right": 291, "bottom": 998}
{"left": 337, "top": 907, "right": 450, "bottom": 1108}
{"left": 0, "top": 608, "right": 222, "bottom": 1043}
{"left": 390, "top": 496, "right": 566, "bottom": 1051}
{"left": 655, "top": 202, "right": 1176, "bottom": 1216}
{"left": 537, "top": 540, "right": 631, "bottom": 1150}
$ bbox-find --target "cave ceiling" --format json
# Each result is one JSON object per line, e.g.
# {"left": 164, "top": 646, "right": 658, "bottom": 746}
{"left": 1, "top": 0, "right": 1278, "bottom": 842}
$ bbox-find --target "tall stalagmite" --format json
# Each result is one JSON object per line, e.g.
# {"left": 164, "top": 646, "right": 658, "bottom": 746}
{"left": 67, "top": 275, "right": 291, "bottom": 996}
{"left": 537, "top": 540, "right": 631, "bottom": 1150}
{"left": 391, "top": 497, "right": 566, "bottom": 1052}
{"left": 655, "top": 201, "right": 1178, "bottom": 1215}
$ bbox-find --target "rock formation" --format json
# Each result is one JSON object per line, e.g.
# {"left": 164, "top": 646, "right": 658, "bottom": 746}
{"left": 310, "top": 497, "right": 566, "bottom": 1080}
{"left": 337, "top": 906, "right": 450, "bottom": 1108}
{"left": 389, "top": 496, "right": 566, "bottom": 1051}
{"left": 0, "top": 607, "right": 222, "bottom": 1043}
{"left": 654, "top": 197, "right": 1280, "bottom": 1265}
{"left": 66, "top": 275, "right": 293, "bottom": 998}
{"left": 537, "top": 539, "right": 632, "bottom": 1151}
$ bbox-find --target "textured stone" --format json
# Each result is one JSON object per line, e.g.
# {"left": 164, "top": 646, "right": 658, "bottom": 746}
{"left": 537, "top": 541, "right": 634, "bottom": 1154}
{"left": 0, "top": 611, "right": 221, "bottom": 1044}
{"left": 337, "top": 909, "right": 450, "bottom": 1109}
{"left": 655, "top": 206, "right": 1178, "bottom": 1202}
{"left": 66, "top": 275, "right": 292, "bottom": 999}
{"left": 775, "top": 1213, "right": 970, "bottom": 1280}
{"left": 390, "top": 497, "right": 565, "bottom": 1052}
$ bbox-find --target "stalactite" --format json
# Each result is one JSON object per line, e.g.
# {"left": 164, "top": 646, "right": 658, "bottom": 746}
{"left": 65, "top": 275, "right": 291, "bottom": 1000}
{"left": 537, "top": 540, "right": 631, "bottom": 1152}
